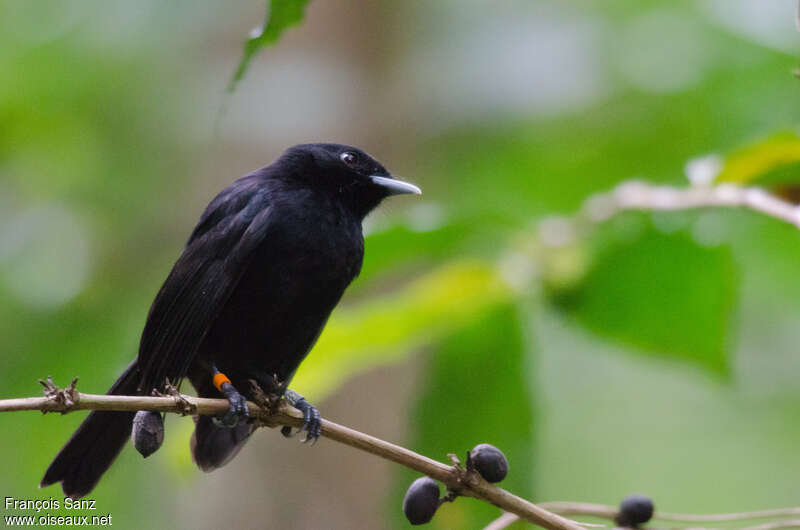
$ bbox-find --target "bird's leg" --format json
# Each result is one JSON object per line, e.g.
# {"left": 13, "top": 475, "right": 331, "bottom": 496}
{"left": 210, "top": 364, "right": 249, "bottom": 428}
{"left": 281, "top": 389, "right": 321, "bottom": 444}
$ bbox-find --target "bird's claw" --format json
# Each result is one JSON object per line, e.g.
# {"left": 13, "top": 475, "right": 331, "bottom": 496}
{"left": 283, "top": 389, "right": 322, "bottom": 444}
{"left": 213, "top": 382, "right": 249, "bottom": 428}
{"left": 298, "top": 400, "right": 321, "bottom": 444}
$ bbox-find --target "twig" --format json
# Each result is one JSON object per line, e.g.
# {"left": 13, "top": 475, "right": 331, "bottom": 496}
{"left": 653, "top": 508, "right": 800, "bottom": 523}
{"left": 580, "top": 182, "right": 800, "bottom": 228}
{"left": 486, "top": 503, "right": 800, "bottom": 530}
{"left": 484, "top": 510, "right": 607, "bottom": 530}
{"left": 12, "top": 381, "right": 800, "bottom": 530}
{"left": 744, "top": 520, "right": 800, "bottom": 530}
{"left": 532, "top": 181, "right": 800, "bottom": 268}
{"left": 0, "top": 380, "right": 580, "bottom": 530}
{"left": 485, "top": 511, "right": 523, "bottom": 530}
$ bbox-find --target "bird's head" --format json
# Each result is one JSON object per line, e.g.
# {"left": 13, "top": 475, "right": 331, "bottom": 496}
{"left": 277, "top": 143, "right": 421, "bottom": 219}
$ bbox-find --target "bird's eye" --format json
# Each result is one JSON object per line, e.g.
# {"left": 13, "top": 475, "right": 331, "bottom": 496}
{"left": 340, "top": 152, "right": 357, "bottom": 165}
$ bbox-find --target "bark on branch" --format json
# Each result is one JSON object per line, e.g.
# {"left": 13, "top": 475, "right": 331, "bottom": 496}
{"left": 1, "top": 378, "right": 581, "bottom": 530}
{"left": 485, "top": 504, "right": 800, "bottom": 530}
{"left": 581, "top": 181, "right": 800, "bottom": 228}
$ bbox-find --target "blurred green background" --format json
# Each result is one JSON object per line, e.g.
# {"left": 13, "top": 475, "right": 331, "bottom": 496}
{"left": 2, "top": 1, "right": 800, "bottom": 528}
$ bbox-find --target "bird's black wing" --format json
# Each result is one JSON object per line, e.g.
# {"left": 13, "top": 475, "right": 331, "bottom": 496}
{"left": 136, "top": 181, "right": 273, "bottom": 393}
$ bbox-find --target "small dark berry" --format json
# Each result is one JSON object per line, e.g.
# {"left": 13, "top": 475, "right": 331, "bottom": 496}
{"left": 616, "top": 494, "right": 654, "bottom": 528}
{"left": 402, "top": 477, "right": 440, "bottom": 525}
{"left": 132, "top": 410, "right": 164, "bottom": 458}
{"left": 469, "top": 444, "right": 508, "bottom": 483}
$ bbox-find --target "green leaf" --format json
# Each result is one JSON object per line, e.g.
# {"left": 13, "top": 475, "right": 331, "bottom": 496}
{"left": 389, "top": 304, "right": 536, "bottom": 528}
{"left": 292, "top": 259, "right": 513, "bottom": 399}
{"left": 717, "top": 132, "right": 800, "bottom": 188}
{"left": 557, "top": 222, "right": 737, "bottom": 373}
{"left": 357, "top": 215, "right": 510, "bottom": 288}
{"left": 228, "top": 0, "right": 310, "bottom": 91}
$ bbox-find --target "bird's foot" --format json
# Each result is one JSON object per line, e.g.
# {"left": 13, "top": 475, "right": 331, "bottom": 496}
{"left": 281, "top": 389, "right": 321, "bottom": 444}
{"left": 210, "top": 370, "right": 249, "bottom": 428}
{"left": 247, "top": 373, "right": 287, "bottom": 407}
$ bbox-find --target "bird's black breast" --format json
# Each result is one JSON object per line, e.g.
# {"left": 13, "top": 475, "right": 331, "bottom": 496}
{"left": 197, "top": 187, "right": 364, "bottom": 388}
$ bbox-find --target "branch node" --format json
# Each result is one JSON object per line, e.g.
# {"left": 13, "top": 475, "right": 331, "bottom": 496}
{"left": 447, "top": 452, "right": 462, "bottom": 468}
{"left": 163, "top": 378, "right": 196, "bottom": 416}
{"left": 248, "top": 379, "right": 269, "bottom": 407}
{"left": 247, "top": 379, "right": 284, "bottom": 428}
{"left": 441, "top": 490, "right": 459, "bottom": 505}
{"left": 38, "top": 376, "right": 80, "bottom": 414}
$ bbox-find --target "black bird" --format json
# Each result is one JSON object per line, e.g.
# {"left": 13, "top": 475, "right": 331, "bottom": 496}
{"left": 40, "top": 143, "right": 421, "bottom": 498}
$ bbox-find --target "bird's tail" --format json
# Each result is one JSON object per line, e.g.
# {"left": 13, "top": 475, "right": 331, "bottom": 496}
{"left": 190, "top": 414, "right": 254, "bottom": 472}
{"left": 40, "top": 361, "right": 140, "bottom": 499}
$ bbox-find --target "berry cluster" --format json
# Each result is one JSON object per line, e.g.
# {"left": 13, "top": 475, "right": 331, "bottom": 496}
{"left": 402, "top": 443, "right": 509, "bottom": 525}
{"left": 402, "top": 442, "right": 657, "bottom": 528}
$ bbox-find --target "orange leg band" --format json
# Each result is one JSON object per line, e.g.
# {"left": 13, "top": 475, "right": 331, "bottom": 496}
{"left": 213, "top": 372, "right": 231, "bottom": 392}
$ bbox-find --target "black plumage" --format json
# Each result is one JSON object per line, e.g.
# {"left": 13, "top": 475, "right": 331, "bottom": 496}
{"left": 40, "top": 143, "right": 420, "bottom": 498}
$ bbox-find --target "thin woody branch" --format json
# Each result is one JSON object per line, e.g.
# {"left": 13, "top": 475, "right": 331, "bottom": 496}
{"left": 485, "top": 504, "right": 800, "bottom": 530}
{"left": 581, "top": 181, "right": 800, "bottom": 228}
{"left": 534, "top": 181, "right": 800, "bottom": 266}
{"left": 0, "top": 379, "right": 580, "bottom": 530}
{"left": 19, "top": 380, "right": 800, "bottom": 529}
